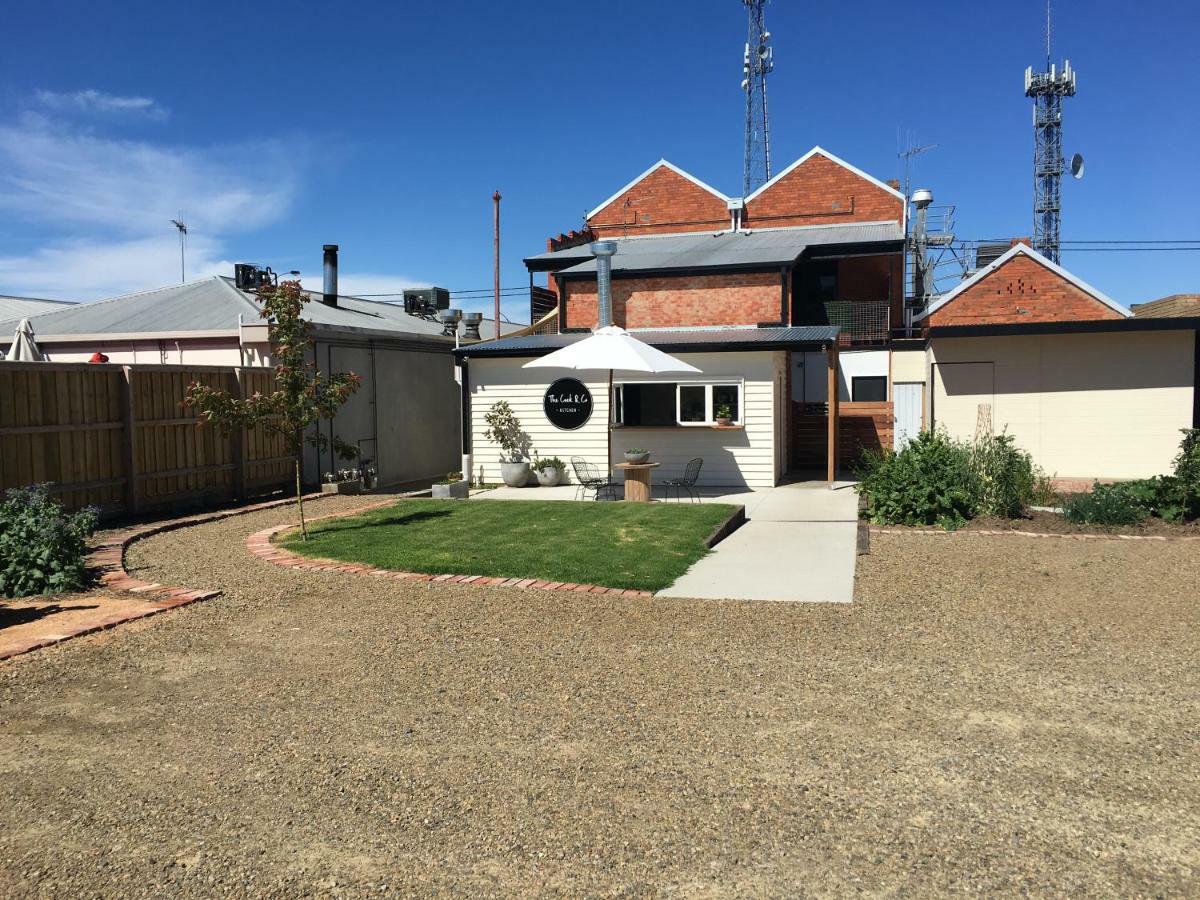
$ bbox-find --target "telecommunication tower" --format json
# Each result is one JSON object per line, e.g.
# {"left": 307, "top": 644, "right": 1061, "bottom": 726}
{"left": 741, "top": 0, "right": 773, "bottom": 195}
{"left": 1024, "top": 1, "right": 1076, "bottom": 263}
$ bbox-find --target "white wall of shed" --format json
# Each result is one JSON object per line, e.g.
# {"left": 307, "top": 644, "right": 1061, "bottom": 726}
{"left": 792, "top": 348, "right": 888, "bottom": 402}
{"left": 468, "top": 351, "right": 783, "bottom": 488}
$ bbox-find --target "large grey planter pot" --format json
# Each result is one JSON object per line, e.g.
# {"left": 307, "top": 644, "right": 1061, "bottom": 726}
{"left": 321, "top": 481, "right": 361, "bottom": 495}
{"left": 535, "top": 467, "right": 562, "bottom": 487}
{"left": 623, "top": 451, "right": 650, "bottom": 465}
{"left": 432, "top": 480, "right": 470, "bottom": 499}
{"left": 500, "top": 462, "right": 531, "bottom": 487}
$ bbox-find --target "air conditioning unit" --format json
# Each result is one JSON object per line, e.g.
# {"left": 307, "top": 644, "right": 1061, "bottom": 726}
{"left": 403, "top": 287, "right": 451, "bottom": 316}
{"left": 234, "top": 263, "right": 276, "bottom": 291}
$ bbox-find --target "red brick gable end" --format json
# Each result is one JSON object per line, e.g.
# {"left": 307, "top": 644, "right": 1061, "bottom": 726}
{"left": 744, "top": 149, "right": 904, "bottom": 229}
{"left": 921, "top": 246, "right": 1130, "bottom": 327}
{"left": 587, "top": 162, "right": 729, "bottom": 237}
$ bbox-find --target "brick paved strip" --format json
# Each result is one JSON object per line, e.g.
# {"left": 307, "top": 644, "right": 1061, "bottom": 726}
{"left": 246, "top": 505, "right": 660, "bottom": 599}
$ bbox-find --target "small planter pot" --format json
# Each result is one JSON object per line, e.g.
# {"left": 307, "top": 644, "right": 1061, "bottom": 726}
{"left": 535, "top": 467, "right": 563, "bottom": 487}
{"left": 499, "top": 461, "right": 531, "bottom": 487}
{"left": 624, "top": 451, "right": 650, "bottom": 465}
{"left": 432, "top": 480, "right": 470, "bottom": 499}
{"left": 321, "top": 480, "right": 361, "bottom": 495}
{"left": 715, "top": 417, "right": 733, "bottom": 427}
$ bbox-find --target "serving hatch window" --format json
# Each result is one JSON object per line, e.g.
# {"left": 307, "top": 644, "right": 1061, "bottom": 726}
{"left": 615, "top": 382, "right": 743, "bottom": 427}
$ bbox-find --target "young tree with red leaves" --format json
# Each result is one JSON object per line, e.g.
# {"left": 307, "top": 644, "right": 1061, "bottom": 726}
{"left": 184, "top": 280, "right": 360, "bottom": 539}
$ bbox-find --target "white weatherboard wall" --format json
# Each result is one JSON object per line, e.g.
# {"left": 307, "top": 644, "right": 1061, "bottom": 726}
{"left": 468, "top": 351, "right": 784, "bottom": 488}
{"left": 931, "top": 331, "right": 1196, "bottom": 480}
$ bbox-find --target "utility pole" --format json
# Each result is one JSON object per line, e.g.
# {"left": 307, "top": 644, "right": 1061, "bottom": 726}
{"left": 741, "top": 0, "right": 774, "bottom": 195}
{"left": 170, "top": 218, "right": 188, "bottom": 283}
{"left": 492, "top": 191, "right": 502, "bottom": 340}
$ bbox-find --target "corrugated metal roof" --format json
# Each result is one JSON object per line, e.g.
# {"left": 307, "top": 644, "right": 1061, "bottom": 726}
{"left": 455, "top": 325, "right": 840, "bottom": 357}
{"left": 0, "top": 294, "right": 76, "bottom": 322}
{"left": 524, "top": 222, "right": 904, "bottom": 275}
{"left": 0, "top": 277, "right": 525, "bottom": 340}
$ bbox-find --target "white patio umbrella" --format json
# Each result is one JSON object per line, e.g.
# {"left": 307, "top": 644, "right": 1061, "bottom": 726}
{"left": 7, "top": 319, "right": 44, "bottom": 362}
{"left": 524, "top": 242, "right": 701, "bottom": 481}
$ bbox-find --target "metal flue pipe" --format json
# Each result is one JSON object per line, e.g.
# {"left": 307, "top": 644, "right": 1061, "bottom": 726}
{"left": 590, "top": 240, "right": 618, "bottom": 328}
{"left": 322, "top": 244, "right": 339, "bottom": 307}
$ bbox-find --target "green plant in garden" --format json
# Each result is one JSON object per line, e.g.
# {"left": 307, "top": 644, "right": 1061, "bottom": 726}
{"left": 1062, "top": 481, "right": 1153, "bottom": 527}
{"left": 184, "top": 280, "right": 360, "bottom": 540}
{"left": 970, "top": 432, "right": 1039, "bottom": 519}
{"left": 855, "top": 431, "right": 978, "bottom": 529}
{"left": 530, "top": 456, "right": 565, "bottom": 473}
{"left": 0, "top": 485, "right": 97, "bottom": 598}
{"left": 483, "top": 401, "right": 530, "bottom": 462}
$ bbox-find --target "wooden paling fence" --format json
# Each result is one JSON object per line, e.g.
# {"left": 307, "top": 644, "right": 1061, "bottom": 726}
{"left": 0, "top": 362, "right": 292, "bottom": 518}
{"left": 792, "top": 401, "right": 894, "bottom": 471}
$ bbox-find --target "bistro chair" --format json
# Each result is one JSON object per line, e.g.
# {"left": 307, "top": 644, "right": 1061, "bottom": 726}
{"left": 663, "top": 457, "right": 704, "bottom": 503}
{"left": 571, "top": 457, "right": 619, "bottom": 501}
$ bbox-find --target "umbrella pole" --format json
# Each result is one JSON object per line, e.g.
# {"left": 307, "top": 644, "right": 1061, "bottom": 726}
{"left": 607, "top": 369, "right": 613, "bottom": 478}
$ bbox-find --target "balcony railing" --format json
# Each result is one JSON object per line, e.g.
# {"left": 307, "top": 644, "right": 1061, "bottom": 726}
{"left": 796, "top": 300, "right": 891, "bottom": 345}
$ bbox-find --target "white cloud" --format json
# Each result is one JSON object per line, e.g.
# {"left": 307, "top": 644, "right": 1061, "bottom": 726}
{"left": 0, "top": 113, "right": 293, "bottom": 234}
{"left": 0, "top": 234, "right": 233, "bottom": 301}
{"left": 35, "top": 89, "right": 168, "bottom": 121}
{"left": 0, "top": 109, "right": 303, "bottom": 300}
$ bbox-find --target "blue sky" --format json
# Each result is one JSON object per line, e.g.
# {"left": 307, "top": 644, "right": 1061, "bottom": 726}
{"left": 1, "top": 0, "right": 1196, "bottom": 320}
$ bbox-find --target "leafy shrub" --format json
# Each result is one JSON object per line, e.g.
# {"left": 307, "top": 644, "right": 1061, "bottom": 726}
{"left": 0, "top": 485, "right": 98, "bottom": 598}
{"left": 1173, "top": 428, "right": 1200, "bottom": 487}
{"left": 970, "top": 433, "right": 1039, "bottom": 519}
{"left": 856, "top": 431, "right": 978, "bottom": 528}
{"left": 483, "top": 401, "right": 530, "bottom": 462}
{"left": 1062, "top": 481, "right": 1153, "bottom": 527}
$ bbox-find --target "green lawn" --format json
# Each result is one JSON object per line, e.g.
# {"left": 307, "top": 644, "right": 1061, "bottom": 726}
{"left": 280, "top": 499, "right": 739, "bottom": 591}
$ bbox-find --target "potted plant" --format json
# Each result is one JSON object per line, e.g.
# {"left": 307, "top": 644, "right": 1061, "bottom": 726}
{"left": 531, "top": 456, "right": 565, "bottom": 487}
{"left": 321, "top": 468, "right": 362, "bottom": 494}
{"left": 484, "top": 400, "right": 532, "bottom": 487}
{"left": 432, "top": 471, "right": 470, "bottom": 499}
{"left": 624, "top": 448, "right": 650, "bottom": 464}
{"left": 715, "top": 403, "right": 734, "bottom": 427}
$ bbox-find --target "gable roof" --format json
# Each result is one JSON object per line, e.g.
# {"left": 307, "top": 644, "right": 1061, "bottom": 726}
{"left": 587, "top": 159, "right": 730, "bottom": 220}
{"left": 0, "top": 294, "right": 76, "bottom": 322}
{"left": 744, "top": 146, "right": 906, "bottom": 205}
{"left": 915, "top": 244, "right": 1132, "bottom": 322}
{"left": 0, "top": 276, "right": 525, "bottom": 340}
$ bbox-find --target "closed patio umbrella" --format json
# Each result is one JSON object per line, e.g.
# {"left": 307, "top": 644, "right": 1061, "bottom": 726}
{"left": 523, "top": 241, "right": 701, "bottom": 482}
{"left": 7, "top": 319, "right": 44, "bottom": 362}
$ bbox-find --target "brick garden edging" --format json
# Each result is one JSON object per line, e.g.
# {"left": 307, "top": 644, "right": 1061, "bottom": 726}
{"left": 870, "top": 526, "right": 1200, "bottom": 543}
{"left": 0, "top": 492, "right": 340, "bottom": 662}
{"left": 246, "top": 500, "right": 670, "bottom": 598}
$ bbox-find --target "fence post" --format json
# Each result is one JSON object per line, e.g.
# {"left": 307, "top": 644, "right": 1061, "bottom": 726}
{"left": 121, "top": 366, "right": 139, "bottom": 515}
{"left": 232, "top": 368, "right": 247, "bottom": 500}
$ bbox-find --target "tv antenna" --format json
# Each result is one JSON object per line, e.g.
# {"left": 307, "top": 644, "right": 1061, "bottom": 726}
{"left": 741, "top": 0, "right": 774, "bottom": 195}
{"left": 170, "top": 217, "right": 188, "bottom": 283}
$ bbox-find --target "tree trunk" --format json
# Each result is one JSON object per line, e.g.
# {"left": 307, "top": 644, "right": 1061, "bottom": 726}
{"left": 295, "top": 457, "right": 308, "bottom": 541}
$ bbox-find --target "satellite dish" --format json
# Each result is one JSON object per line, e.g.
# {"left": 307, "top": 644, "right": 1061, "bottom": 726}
{"left": 1070, "top": 152, "right": 1085, "bottom": 180}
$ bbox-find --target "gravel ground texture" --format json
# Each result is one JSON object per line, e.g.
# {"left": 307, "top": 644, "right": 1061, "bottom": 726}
{"left": 1, "top": 495, "right": 1198, "bottom": 897}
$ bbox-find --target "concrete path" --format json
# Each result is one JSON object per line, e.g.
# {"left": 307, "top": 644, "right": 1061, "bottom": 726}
{"left": 657, "top": 482, "right": 859, "bottom": 603}
{"left": 475, "top": 480, "right": 860, "bottom": 603}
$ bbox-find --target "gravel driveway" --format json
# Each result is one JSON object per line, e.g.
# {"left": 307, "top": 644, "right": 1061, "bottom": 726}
{"left": 1, "top": 497, "right": 1197, "bottom": 896}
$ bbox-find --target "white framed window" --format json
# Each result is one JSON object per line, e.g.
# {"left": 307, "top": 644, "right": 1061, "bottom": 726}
{"left": 615, "top": 381, "right": 743, "bottom": 427}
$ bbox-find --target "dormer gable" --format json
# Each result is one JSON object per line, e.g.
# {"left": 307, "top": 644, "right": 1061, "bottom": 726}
{"left": 586, "top": 160, "right": 731, "bottom": 237}
{"left": 743, "top": 147, "right": 904, "bottom": 229}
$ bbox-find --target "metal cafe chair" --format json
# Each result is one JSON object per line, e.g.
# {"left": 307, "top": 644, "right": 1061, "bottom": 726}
{"left": 663, "top": 457, "right": 704, "bottom": 503}
{"left": 570, "top": 457, "right": 619, "bottom": 501}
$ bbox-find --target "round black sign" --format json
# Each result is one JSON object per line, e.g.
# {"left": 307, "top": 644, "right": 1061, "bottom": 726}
{"left": 543, "top": 378, "right": 593, "bottom": 431}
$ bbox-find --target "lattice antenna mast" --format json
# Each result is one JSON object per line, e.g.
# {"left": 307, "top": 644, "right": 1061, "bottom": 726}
{"left": 170, "top": 217, "right": 188, "bottom": 283}
{"left": 1024, "top": 0, "right": 1075, "bottom": 264}
{"left": 741, "top": 0, "right": 773, "bottom": 195}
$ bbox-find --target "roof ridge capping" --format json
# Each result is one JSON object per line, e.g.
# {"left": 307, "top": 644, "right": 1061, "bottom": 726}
{"left": 743, "top": 146, "right": 906, "bottom": 204}
{"left": 915, "top": 243, "right": 1132, "bottom": 322}
{"left": 587, "top": 159, "right": 731, "bottom": 220}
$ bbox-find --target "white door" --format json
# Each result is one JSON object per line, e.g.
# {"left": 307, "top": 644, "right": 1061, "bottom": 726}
{"left": 893, "top": 382, "right": 924, "bottom": 451}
